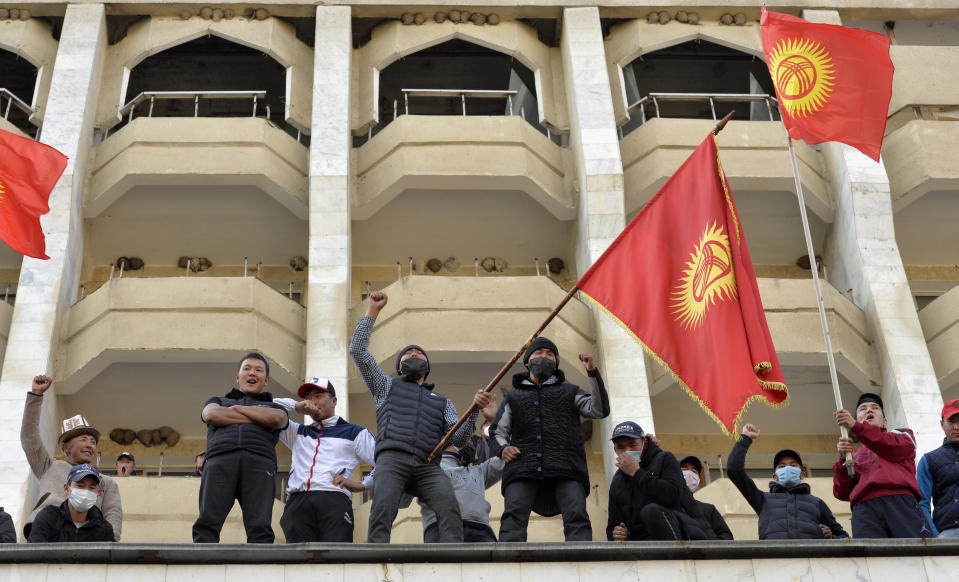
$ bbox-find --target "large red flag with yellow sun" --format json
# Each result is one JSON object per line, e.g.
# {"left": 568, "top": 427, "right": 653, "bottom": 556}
{"left": 576, "top": 135, "right": 788, "bottom": 436}
{"left": 0, "top": 128, "right": 67, "bottom": 259}
{"left": 761, "top": 7, "right": 894, "bottom": 161}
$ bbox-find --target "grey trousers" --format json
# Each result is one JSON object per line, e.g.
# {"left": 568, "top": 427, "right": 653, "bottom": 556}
{"left": 368, "top": 450, "right": 463, "bottom": 543}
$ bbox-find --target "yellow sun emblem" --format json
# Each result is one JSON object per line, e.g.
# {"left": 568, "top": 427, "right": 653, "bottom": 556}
{"left": 768, "top": 37, "right": 835, "bottom": 118}
{"left": 671, "top": 222, "right": 738, "bottom": 330}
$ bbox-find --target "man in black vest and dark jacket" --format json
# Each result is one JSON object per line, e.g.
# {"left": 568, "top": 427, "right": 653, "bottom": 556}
{"left": 192, "top": 353, "right": 289, "bottom": 543}
{"left": 491, "top": 337, "right": 610, "bottom": 541}
{"left": 350, "top": 291, "right": 492, "bottom": 543}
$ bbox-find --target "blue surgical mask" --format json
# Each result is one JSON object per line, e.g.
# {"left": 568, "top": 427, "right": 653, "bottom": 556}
{"left": 776, "top": 465, "right": 802, "bottom": 488}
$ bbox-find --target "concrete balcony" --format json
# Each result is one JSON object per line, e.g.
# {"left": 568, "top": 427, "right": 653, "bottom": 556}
{"left": 0, "top": 300, "right": 12, "bottom": 369}
{"left": 0, "top": 117, "right": 28, "bottom": 138}
{"left": 350, "top": 276, "right": 593, "bottom": 364}
{"left": 57, "top": 277, "right": 305, "bottom": 393}
{"left": 647, "top": 278, "right": 878, "bottom": 394}
{"left": 883, "top": 120, "right": 959, "bottom": 212}
{"left": 87, "top": 117, "right": 308, "bottom": 219}
{"left": 620, "top": 118, "right": 831, "bottom": 222}
{"left": 918, "top": 286, "right": 959, "bottom": 393}
{"left": 352, "top": 115, "right": 573, "bottom": 220}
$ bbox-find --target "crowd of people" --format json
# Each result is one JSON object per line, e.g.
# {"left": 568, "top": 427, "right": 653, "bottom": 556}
{"left": 3, "top": 289, "right": 958, "bottom": 544}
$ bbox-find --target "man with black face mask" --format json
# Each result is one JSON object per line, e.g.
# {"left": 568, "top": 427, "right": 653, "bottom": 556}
{"left": 350, "top": 290, "right": 493, "bottom": 543}
{"left": 490, "top": 337, "right": 610, "bottom": 541}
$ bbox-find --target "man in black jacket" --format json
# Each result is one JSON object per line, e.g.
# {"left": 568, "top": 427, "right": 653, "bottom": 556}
{"left": 28, "top": 464, "right": 114, "bottom": 543}
{"left": 192, "top": 353, "right": 289, "bottom": 543}
{"left": 0, "top": 507, "right": 16, "bottom": 543}
{"left": 728, "top": 423, "right": 848, "bottom": 539}
{"left": 492, "top": 338, "right": 610, "bottom": 541}
{"left": 606, "top": 422, "right": 716, "bottom": 540}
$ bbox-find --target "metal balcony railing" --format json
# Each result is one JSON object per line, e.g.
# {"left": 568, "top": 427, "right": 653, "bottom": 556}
{"left": 356, "top": 87, "right": 564, "bottom": 147}
{"left": 0, "top": 87, "right": 34, "bottom": 120}
{"left": 619, "top": 92, "right": 780, "bottom": 138}
{"left": 97, "top": 90, "right": 307, "bottom": 144}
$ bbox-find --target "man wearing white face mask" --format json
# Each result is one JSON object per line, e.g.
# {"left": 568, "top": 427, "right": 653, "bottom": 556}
{"left": 728, "top": 423, "right": 848, "bottom": 539}
{"left": 28, "top": 464, "right": 115, "bottom": 542}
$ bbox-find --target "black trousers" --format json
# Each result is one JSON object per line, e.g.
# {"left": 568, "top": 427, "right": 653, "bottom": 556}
{"left": 499, "top": 478, "right": 592, "bottom": 542}
{"left": 280, "top": 490, "right": 354, "bottom": 543}
{"left": 424, "top": 520, "right": 496, "bottom": 543}
{"left": 851, "top": 494, "right": 932, "bottom": 538}
{"left": 368, "top": 450, "right": 463, "bottom": 543}
{"left": 192, "top": 450, "right": 276, "bottom": 543}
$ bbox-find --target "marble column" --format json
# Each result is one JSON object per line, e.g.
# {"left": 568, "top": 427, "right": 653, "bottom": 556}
{"left": 806, "top": 10, "right": 944, "bottom": 455}
{"left": 562, "top": 7, "right": 655, "bottom": 485}
{"left": 0, "top": 4, "right": 107, "bottom": 531}
{"left": 306, "top": 6, "right": 353, "bottom": 418}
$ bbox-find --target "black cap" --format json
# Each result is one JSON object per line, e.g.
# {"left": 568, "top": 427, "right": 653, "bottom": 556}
{"left": 524, "top": 337, "right": 559, "bottom": 366}
{"left": 610, "top": 421, "right": 645, "bottom": 440}
{"left": 117, "top": 452, "right": 135, "bottom": 462}
{"left": 395, "top": 345, "right": 430, "bottom": 380}
{"left": 856, "top": 392, "right": 884, "bottom": 413}
{"left": 67, "top": 464, "right": 101, "bottom": 484}
{"left": 773, "top": 449, "right": 803, "bottom": 470}
{"left": 679, "top": 456, "right": 703, "bottom": 474}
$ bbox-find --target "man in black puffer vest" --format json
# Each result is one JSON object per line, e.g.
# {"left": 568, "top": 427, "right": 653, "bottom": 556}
{"left": 491, "top": 337, "right": 610, "bottom": 541}
{"left": 192, "top": 353, "right": 289, "bottom": 543}
{"left": 350, "top": 291, "right": 492, "bottom": 543}
{"left": 729, "top": 423, "right": 848, "bottom": 539}
{"left": 917, "top": 398, "right": 959, "bottom": 538}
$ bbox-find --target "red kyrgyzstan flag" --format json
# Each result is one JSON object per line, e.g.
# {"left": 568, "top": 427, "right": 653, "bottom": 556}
{"left": 761, "top": 7, "right": 894, "bottom": 162}
{"left": 576, "top": 135, "right": 788, "bottom": 436}
{"left": 0, "top": 128, "right": 68, "bottom": 259}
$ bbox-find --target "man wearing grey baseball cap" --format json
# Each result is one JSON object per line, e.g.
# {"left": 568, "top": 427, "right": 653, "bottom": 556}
{"left": 27, "top": 464, "right": 115, "bottom": 543}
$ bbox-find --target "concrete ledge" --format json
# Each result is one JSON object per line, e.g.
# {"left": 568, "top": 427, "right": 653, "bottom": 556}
{"left": 1, "top": 540, "right": 958, "bottom": 564}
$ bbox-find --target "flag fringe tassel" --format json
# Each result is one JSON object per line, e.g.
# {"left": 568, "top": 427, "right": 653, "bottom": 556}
{"left": 580, "top": 291, "right": 789, "bottom": 439}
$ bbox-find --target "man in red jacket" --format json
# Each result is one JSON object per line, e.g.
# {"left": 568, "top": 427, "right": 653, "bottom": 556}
{"left": 834, "top": 393, "right": 932, "bottom": 538}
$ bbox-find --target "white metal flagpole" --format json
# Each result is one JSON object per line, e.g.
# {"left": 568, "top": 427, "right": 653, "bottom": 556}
{"left": 786, "top": 137, "right": 855, "bottom": 475}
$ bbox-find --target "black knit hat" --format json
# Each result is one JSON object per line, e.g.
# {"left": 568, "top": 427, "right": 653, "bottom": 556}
{"left": 856, "top": 392, "right": 884, "bottom": 413}
{"left": 396, "top": 344, "right": 430, "bottom": 380}
{"left": 523, "top": 337, "right": 559, "bottom": 366}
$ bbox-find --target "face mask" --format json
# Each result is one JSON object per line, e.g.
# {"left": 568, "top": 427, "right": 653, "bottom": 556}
{"left": 625, "top": 450, "right": 643, "bottom": 463}
{"left": 775, "top": 465, "right": 802, "bottom": 488}
{"left": 68, "top": 487, "right": 98, "bottom": 512}
{"left": 683, "top": 469, "right": 701, "bottom": 493}
{"left": 528, "top": 357, "right": 556, "bottom": 381}
{"left": 399, "top": 357, "right": 428, "bottom": 381}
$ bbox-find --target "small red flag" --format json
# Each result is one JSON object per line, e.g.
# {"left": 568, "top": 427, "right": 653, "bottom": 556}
{"left": 576, "top": 135, "right": 788, "bottom": 436}
{"left": 761, "top": 7, "right": 894, "bottom": 161}
{"left": 0, "top": 128, "right": 68, "bottom": 259}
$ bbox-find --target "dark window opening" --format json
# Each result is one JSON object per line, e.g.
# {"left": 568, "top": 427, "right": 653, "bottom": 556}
{"left": 357, "top": 39, "right": 551, "bottom": 146}
{"left": 107, "top": 36, "right": 305, "bottom": 144}
{"left": 620, "top": 39, "right": 780, "bottom": 138}
{"left": 0, "top": 49, "right": 39, "bottom": 137}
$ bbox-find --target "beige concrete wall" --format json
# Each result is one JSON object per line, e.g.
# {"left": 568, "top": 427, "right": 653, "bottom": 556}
{"left": 57, "top": 276, "right": 306, "bottom": 390}
{"left": 112, "top": 476, "right": 286, "bottom": 543}
{"left": 352, "top": 115, "right": 573, "bottom": 220}
{"left": 348, "top": 276, "right": 594, "bottom": 363}
{"left": 620, "top": 118, "right": 831, "bottom": 222}
{"left": 758, "top": 278, "right": 879, "bottom": 390}
{"left": 0, "top": 301, "right": 11, "bottom": 370}
{"left": 889, "top": 46, "right": 959, "bottom": 115}
{"left": 353, "top": 19, "right": 566, "bottom": 134}
{"left": 88, "top": 117, "right": 308, "bottom": 219}
{"left": 95, "top": 15, "right": 313, "bottom": 132}
{"left": 882, "top": 120, "right": 959, "bottom": 212}
{"left": 605, "top": 19, "right": 763, "bottom": 126}
{"left": 918, "top": 285, "right": 959, "bottom": 393}
{"left": 0, "top": 16, "right": 57, "bottom": 121}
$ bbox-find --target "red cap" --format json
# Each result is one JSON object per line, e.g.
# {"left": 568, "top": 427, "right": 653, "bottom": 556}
{"left": 942, "top": 399, "right": 959, "bottom": 421}
{"left": 297, "top": 376, "right": 334, "bottom": 399}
